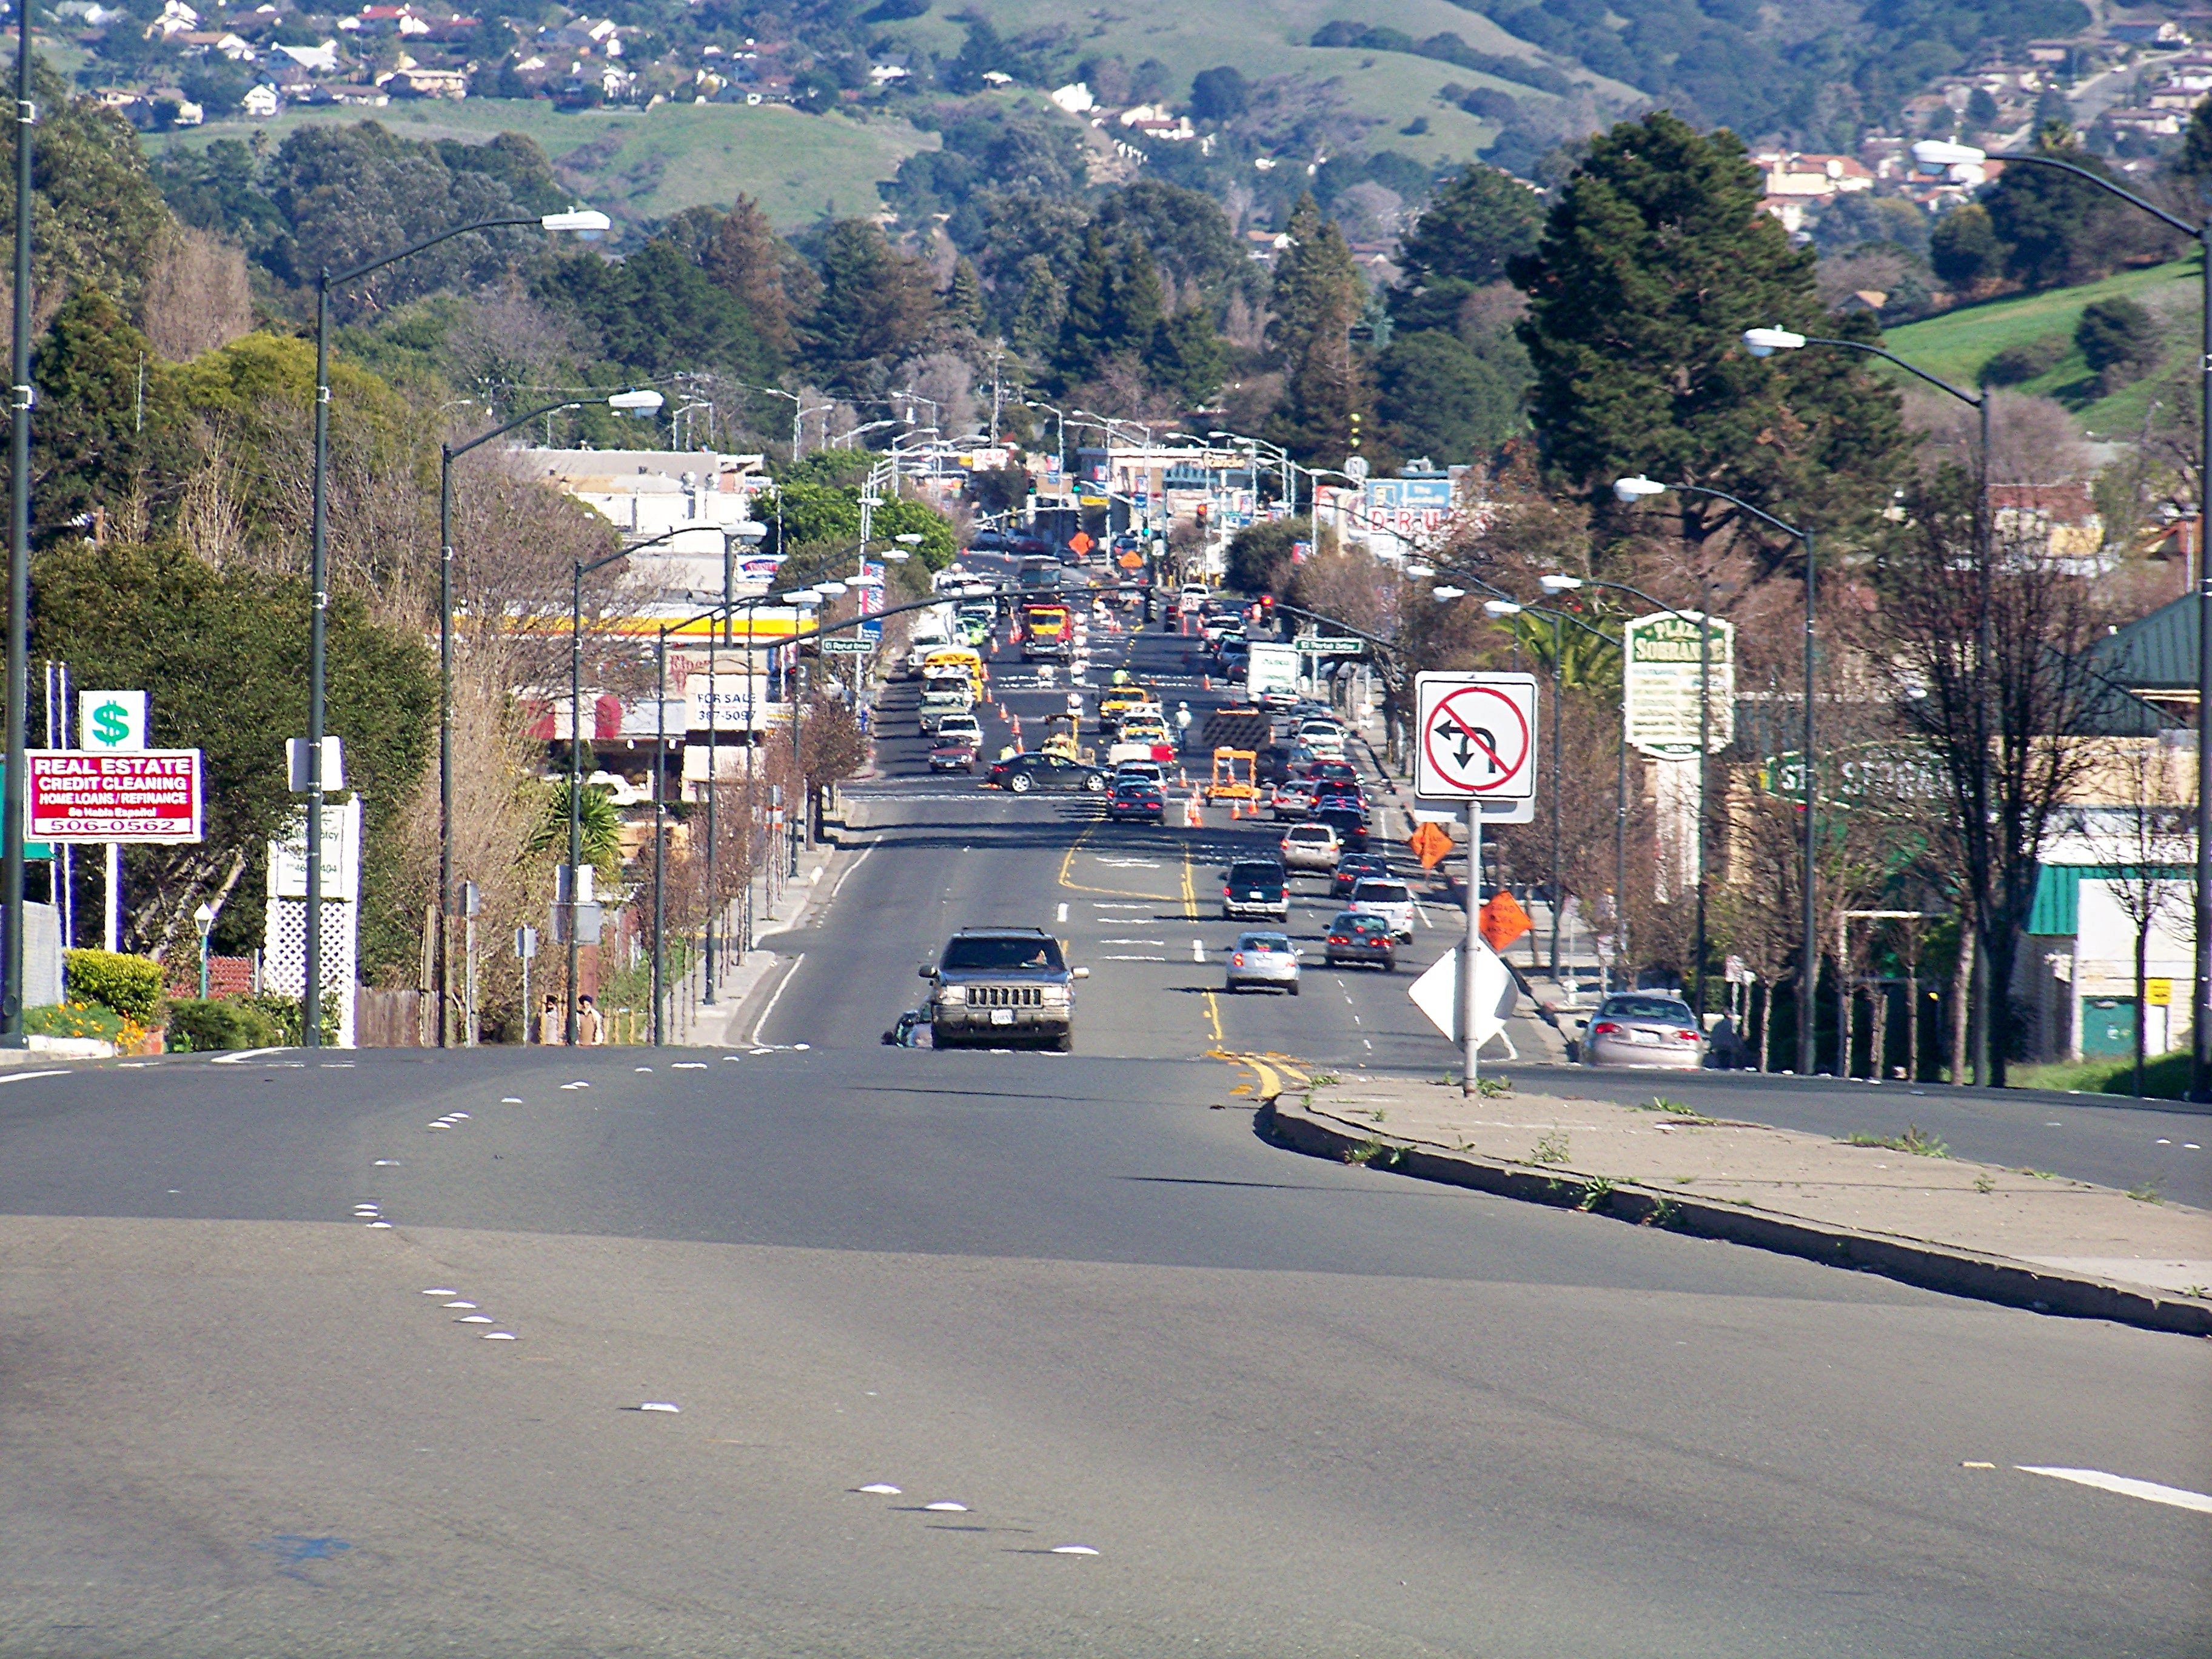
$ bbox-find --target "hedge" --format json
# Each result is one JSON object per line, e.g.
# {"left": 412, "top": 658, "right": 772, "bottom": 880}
{"left": 167, "top": 998, "right": 282, "bottom": 1052}
{"left": 62, "top": 950, "right": 166, "bottom": 1024}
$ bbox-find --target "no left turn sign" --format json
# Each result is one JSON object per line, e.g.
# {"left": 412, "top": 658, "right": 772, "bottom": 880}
{"left": 1415, "top": 672, "right": 1538, "bottom": 819}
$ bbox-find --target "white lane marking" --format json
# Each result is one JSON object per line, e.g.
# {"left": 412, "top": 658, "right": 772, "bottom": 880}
{"left": 826, "top": 844, "right": 874, "bottom": 902}
{"left": 1362, "top": 1038, "right": 1373, "bottom": 1050}
{"left": 2017, "top": 1467, "right": 2212, "bottom": 1514}
{"left": 1415, "top": 902, "right": 1433, "bottom": 929}
{"left": 748, "top": 953, "right": 806, "bottom": 1048}
{"left": 1102, "top": 954, "right": 1168, "bottom": 962}
{"left": 1057, "top": 902, "right": 1069, "bottom": 923}
{"left": 0, "top": 1069, "right": 73, "bottom": 1084}
{"left": 211, "top": 1047, "right": 288, "bottom": 1065}
{"left": 1191, "top": 940, "right": 1205, "bottom": 962}
{"left": 1099, "top": 937, "right": 1166, "bottom": 944}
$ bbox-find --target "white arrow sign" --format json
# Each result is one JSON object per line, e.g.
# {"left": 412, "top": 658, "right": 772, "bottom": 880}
{"left": 1413, "top": 671, "right": 1537, "bottom": 821}
{"left": 1407, "top": 941, "right": 1515, "bottom": 1050}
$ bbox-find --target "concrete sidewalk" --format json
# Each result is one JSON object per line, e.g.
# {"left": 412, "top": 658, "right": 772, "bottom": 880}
{"left": 668, "top": 840, "right": 844, "bottom": 1048}
{"left": 1245, "top": 1064, "right": 2212, "bottom": 1337}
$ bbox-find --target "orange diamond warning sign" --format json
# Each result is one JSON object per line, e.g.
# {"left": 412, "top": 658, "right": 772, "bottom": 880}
{"left": 1408, "top": 822, "right": 1453, "bottom": 870}
{"left": 1480, "top": 888, "right": 1531, "bottom": 953}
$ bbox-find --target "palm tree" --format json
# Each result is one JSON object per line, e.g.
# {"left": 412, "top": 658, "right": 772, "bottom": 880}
{"left": 527, "top": 781, "right": 623, "bottom": 878}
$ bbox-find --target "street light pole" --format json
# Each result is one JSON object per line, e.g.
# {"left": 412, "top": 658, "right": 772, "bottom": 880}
{"left": 305, "top": 205, "right": 609, "bottom": 1047}
{"left": 2, "top": 0, "right": 33, "bottom": 1044}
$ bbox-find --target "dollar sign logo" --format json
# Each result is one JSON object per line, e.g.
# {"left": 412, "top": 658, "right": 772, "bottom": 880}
{"left": 91, "top": 702, "right": 130, "bottom": 746}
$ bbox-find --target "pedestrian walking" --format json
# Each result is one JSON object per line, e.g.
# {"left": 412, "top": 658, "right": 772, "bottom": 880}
{"left": 577, "top": 994, "right": 606, "bottom": 1047}
{"left": 537, "top": 994, "right": 563, "bottom": 1045}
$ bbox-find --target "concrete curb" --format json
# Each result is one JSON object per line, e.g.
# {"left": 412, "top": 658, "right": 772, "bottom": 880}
{"left": 1261, "top": 1091, "right": 2212, "bottom": 1339}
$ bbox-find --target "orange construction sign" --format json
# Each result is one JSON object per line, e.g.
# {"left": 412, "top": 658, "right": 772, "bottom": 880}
{"left": 1118, "top": 550, "right": 1144, "bottom": 569}
{"left": 1068, "top": 531, "right": 1094, "bottom": 556}
{"left": 1480, "top": 889, "right": 1532, "bottom": 953}
{"left": 1408, "top": 822, "right": 1453, "bottom": 870}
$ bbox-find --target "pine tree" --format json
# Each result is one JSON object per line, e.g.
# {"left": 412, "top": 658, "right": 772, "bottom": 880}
{"left": 32, "top": 287, "right": 179, "bottom": 540}
{"left": 705, "top": 193, "right": 812, "bottom": 363}
{"left": 1008, "top": 255, "right": 1065, "bottom": 361}
{"left": 1107, "top": 238, "right": 1164, "bottom": 355}
{"left": 1148, "top": 305, "right": 1227, "bottom": 404}
{"left": 805, "top": 220, "right": 940, "bottom": 380}
{"left": 1390, "top": 163, "right": 1545, "bottom": 335}
{"left": 1056, "top": 226, "right": 1116, "bottom": 381}
{"left": 1265, "top": 194, "right": 1364, "bottom": 369}
{"left": 945, "top": 256, "right": 987, "bottom": 332}
{"left": 1512, "top": 110, "right": 1906, "bottom": 538}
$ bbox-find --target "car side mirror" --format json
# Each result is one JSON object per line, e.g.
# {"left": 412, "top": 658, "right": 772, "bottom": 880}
{"left": 918, "top": 964, "right": 937, "bottom": 979}
{"left": 1071, "top": 967, "right": 1090, "bottom": 980}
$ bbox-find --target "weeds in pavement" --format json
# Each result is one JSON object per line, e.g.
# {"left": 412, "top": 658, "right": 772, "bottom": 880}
{"left": 2128, "top": 1182, "right": 2162, "bottom": 1205}
{"left": 1842, "top": 1125, "right": 1950, "bottom": 1158}
{"left": 1366, "top": 1108, "right": 1387, "bottom": 1124}
{"left": 1346, "top": 1140, "right": 1406, "bottom": 1170}
{"left": 1530, "top": 1129, "right": 1570, "bottom": 1166}
{"left": 1643, "top": 1199, "right": 1683, "bottom": 1229}
{"left": 1973, "top": 1173, "right": 1996, "bottom": 1194}
{"left": 1577, "top": 1177, "right": 1615, "bottom": 1213}
{"left": 2018, "top": 1168, "right": 2054, "bottom": 1179}
{"left": 1477, "top": 1074, "right": 1513, "bottom": 1098}
{"left": 1673, "top": 1174, "right": 1696, "bottom": 1184}
{"left": 1310, "top": 1071, "right": 1341, "bottom": 1086}
{"left": 2184, "top": 1284, "right": 2208, "bottom": 1299}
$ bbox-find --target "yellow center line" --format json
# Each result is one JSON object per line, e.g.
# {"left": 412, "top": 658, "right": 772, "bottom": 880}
{"left": 1184, "top": 846, "right": 1224, "bottom": 1044}
{"left": 1057, "top": 820, "right": 1176, "bottom": 901}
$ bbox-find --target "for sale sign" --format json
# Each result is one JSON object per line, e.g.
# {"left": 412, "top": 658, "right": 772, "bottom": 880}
{"left": 28, "top": 750, "right": 204, "bottom": 843}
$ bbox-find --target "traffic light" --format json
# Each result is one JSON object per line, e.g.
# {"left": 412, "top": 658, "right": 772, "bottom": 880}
{"left": 1348, "top": 412, "right": 1362, "bottom": 451}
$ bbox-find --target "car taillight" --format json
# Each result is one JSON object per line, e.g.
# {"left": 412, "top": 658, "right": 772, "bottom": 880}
{"left": 1223, "top": 886, "right": 1232, "bottom": 896}
{"left": 1592, "top": 1021, "right": 1621, "bottom": 1036}
{"left": 1675, "top": 1028, "right": 1700, "bottom": 1042}
{"left": 1231, "top": 954, "right": 1245, "bottom": 967}
{"left": 1329, "top": 934, "right": 1346, "bottom": 945}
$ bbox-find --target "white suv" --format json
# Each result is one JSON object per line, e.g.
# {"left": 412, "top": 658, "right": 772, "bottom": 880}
{"left": 1279, "top": 822, "right": 1341, "bottom": 871}
{"left": 1347, "top": 877, "right": 1416, "bottom": 941}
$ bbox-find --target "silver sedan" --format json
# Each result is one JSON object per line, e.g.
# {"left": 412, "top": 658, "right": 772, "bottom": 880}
{"left": 1577, "top": 994, "right": 1704, "bottom": 1069}
{"left": 1224, "top": 931, "right": 1301, "bottom": 995}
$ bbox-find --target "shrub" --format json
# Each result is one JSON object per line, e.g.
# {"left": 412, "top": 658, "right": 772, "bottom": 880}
{"left": 63, "top": 949, "right": 166, "bottom": 1023}
{"left": 1978, "top": 337, "right": 2065, "bottom": 386}
{"left": 241, "top": 990, "right": 339, "bottom": 1046}
{"left": 167, "top": 997, "right": 281, "bottom": 1052}
{"left": 25, "top": 1001, "right": 125, "bottom": 1042}
{"left": 2076, "top": 296, "right": 2163, "bottom": 392}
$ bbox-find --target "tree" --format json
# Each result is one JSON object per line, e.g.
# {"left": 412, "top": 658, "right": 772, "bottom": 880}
{"left": 2085, "top": 739, "right": 2194, "bottom": 1097}
{"left": 1056, "top": 226, "right": 1118, "bottom": 381}
{"left": 1189, "top": 65, "right": 1248, "bottom": 122}
{"left": 1966, "top": 87, "right": 2001, "bottom": 132}
{"left": 1929, "top": 203, "right": 2005, "bottom": 290}
{"left": 537, "top": 240, "right": 769, "bottom": 381}
{"left": 1265, "top": 195, "right": 1363, "bottom": 368}
{"left": 1148, "top": 305, "right": 1227, "bottom": 404}
{"left": 1389, "top": 163, "right": 1544, "bottom": 334}
{"left": 32, "top": 540, "right": 434, "bottom": 972}
{"left": 945, "top": 256, "right": 987, "bottom": 332}
{"left": 1510, "top": 111, "right": 1908, "bottom": 543}
{"left": 1008, "top": 254, "right": 1064, "bottom": 360}
{"left": 702, "top": 193, "right": 813, "bottom": 363}
{"left": 1984, "top": 123, "right": 2183, "bottom": 290}
{"left": 32, "top": 288, "right": 184, "bottom": 541}
{"left": 1225, "top": 515, "right": 1310, "bottom": 596}
{"left": 2076, "top": 296, "right": 2163, "bottom": 394}
{"left": 1868, "top": 472, "right": 2125, "bottom": 1085}
{"left": 1089, "top": 180, "right": 1250, "bottom": 310}
{"left": 804, "top": 220, "right": 939, "bottom": 382}
{"left": 1375, "top": 330, "right": 1522, "bottom": 463}
{"left": 2176, "top": 96, "right": 2212, "bottom": 183}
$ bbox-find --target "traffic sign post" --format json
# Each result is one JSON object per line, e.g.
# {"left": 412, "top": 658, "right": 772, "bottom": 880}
{"left": 1414, "top": 673, "right": 1539, "bottom": 1096}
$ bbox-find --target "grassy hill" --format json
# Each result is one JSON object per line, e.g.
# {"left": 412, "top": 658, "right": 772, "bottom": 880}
{"left": 156, "top": 101, "right": 937, "bottom": 230}
{"left": 1882, "top": 258, "right": 2204, "bottom": 438}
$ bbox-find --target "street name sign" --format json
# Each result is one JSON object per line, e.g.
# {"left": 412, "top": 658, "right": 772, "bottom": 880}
{"left": 1623, "top": 611, "right": 1734, "bottom": 759}
{"left": 29, "top": 750, "right": 203, "bottom": 843}
{"left": 1295, "top": 636, "right": 1365, "bottom": 654}
{"left": 820, "top": 637, "right": 875, "bottom": 654}
{"left": 1413, "top": 671, "right": 1537, "bottom": 823}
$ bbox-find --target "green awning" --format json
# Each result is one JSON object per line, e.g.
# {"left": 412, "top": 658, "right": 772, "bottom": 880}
{"left": 2028, "top": 864, "right": 2192, "bottom": 936}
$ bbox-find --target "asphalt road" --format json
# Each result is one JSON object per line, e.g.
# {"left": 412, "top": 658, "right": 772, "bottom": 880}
{"left": 1, "top": 581, "right": 2207, "bottom": 1657}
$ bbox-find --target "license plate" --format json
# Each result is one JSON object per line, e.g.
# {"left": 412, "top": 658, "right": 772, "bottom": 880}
{"left": 1629, "top": 1028, "right": 1660, "bottom": 1045}
{"left": 1247, "top": 891, "right": 1265, "bottom": 900}
{"left": 991, "top": 1008, "right": 1014, "bottom": 1025}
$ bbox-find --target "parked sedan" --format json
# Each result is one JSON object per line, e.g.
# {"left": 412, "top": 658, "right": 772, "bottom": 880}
{"left": 1279, "top": 821, "right": 1341, "bottom": 871}
{"left": 1578, "top": 994, "right": 1706, "bottom": 1070}
{"left": 1224, "top": 931, "right": 1301, "bottom": 995}
{"left": 1324, "top": 912, "right": 1396, "bottom": 971}
{"left": 985, "top": 752, "right": 1108, "bottom": 794}
{"left": 1106, "top": 778, "right": 1165, "bottom": 822}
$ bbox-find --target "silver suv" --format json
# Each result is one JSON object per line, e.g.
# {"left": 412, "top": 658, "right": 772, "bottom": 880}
{"left": 922, "top": 928, "right": 1089, "bottom": 1051}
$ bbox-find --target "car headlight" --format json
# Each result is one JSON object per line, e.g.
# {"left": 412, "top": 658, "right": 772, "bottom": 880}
{"left": 1041, "top": 984, "right": 1071, "bottom": 1005}
{"left": 938, "top": 985, "right": 967, "bottom": 1005}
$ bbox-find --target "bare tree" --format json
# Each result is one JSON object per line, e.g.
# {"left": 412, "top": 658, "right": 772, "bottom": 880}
{"left": 1869, "top": 476, "right": 2119, "bottom": 1084}
{"left": 2083, "top": 737, "right": 2196, "bottom": 1095}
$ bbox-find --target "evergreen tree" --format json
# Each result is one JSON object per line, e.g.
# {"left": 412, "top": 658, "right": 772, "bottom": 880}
{"left": 1008, "top": 254, "right": 1065, "bottom": 361}
{"left": 1265, "top": 195, "right": 1365, "bottom": 369}
{"left": 703, "top": 193, "right": 813, "bottom": 364}
{"left": 32, "top": 287, "right": 181, "bottom": 540}
{"left": 804, "top": 219, "right": 940, "bottom": 381}
{"left": 1056, "top": 226, "right": 1117, "bottom": 380}
{"left": 945, "top": 256, "right": 987, "bottom": 332}
{"left": 1148, "top": 306, "right": 1227, "bottom": 405}
{"left": 1929, "top": 203, "right": 2005, "bottom": 290}
{"left": 1982, "top": 123, "right": 2168, "bottom": 290}
{"left": 1375, "top": 329, "right": 1521, "bottom": 464}
{"left": 1108, "top": 238, "right": 1164, "bottom": 354}
{"left": 1511, "top": 110, "right": 1906, "bottom": 538}
{"left": 1389, "top": 163, "right": 1544, "bottom": 334}
{"left": 2177, "top": 96, "right": 2212, "bottom": 183}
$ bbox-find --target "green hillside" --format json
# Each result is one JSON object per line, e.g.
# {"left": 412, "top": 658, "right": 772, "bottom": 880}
{"left": 158, "top": 101, "right": 936, "bottom": 230}
{"left": 1882, "top": 258, "right": 2203, "bottom": 437}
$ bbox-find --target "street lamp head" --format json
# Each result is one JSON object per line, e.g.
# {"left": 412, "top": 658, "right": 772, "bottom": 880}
{"left": 1911, "top": 139, "right": 1986, "bottom": 172}
{"left": 1480, "top": 598, "right": 1520, "bottom": 616}
{"left": 883, "top": 549, "right": 911, "bottom": 561}
{"left": 192, "top": 902, "right": 216, "bottom": 935}
{"left": 894, "top": 532, "right": 924, "bottom": 545}
{"left": 1429, "top": 586, "right": 1466, "bottom": 602}
{"left": 608, "top": 388, "right": 665, "bottom": 416}
{"left": 786, "top": 589, "right": 822, "bottom": 608}
{"left": 1612, "top": 475, "right": 1668, "bottom": 504}
{"left": 728, "top": 520, "right": 769, "bottom": 543}
{"left": 1741, "top": 326, "right": 1807, "bottom": 358}
{"left": 1404, "top": 562, "right": 1436, "bottom": 579}
{"left": 812, "top": 580, "right": 848, "bottom": 596}
{"left": 541, "top": 207, "right": 613, "bottom": 237}
{"left": 1538, "top": 573, "right": 1585, "bottom": 593}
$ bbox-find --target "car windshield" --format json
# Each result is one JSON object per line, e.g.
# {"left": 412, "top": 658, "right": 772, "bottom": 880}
{"left": 942, "top": 936, "right": 1067, "bottom": 972}
{"left": 1603, "top": 997, "right": 1695, "bottom": 1023}
{"left": 1236, "top": 933, "right": 1291, "bottom": 952}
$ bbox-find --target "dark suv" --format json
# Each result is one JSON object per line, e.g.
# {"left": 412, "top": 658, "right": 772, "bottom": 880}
{"left": 1221, "top": 859, "right": 1290, "bottom": 922}
{"left": 922, "top": 927, "right": 1089, "bottom": 1051}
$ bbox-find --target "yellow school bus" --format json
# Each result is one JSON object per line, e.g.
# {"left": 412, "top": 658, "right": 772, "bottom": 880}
{"left": 922, "top": 648, "right": 986, "bottom": 700}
